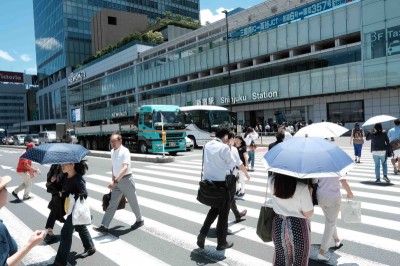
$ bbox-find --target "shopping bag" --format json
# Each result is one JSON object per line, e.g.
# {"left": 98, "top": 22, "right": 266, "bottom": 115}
{"left": 341, "top": 200, "right": 361, "bottom": 223}
{"left": 256, "top": 199, "right": 275, "bottom": 242}
{"left": 64, "top": 194, "right": 75, "bottom": 216}
{"left": 72, "top": 197, "right": 91, "bottom": 225}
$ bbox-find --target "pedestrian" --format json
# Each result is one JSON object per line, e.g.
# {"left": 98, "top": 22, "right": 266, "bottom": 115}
{"left": 270, "top": 173, "right": 314, "bottom": 265}
{"left": 94, "top": 133, "right": 144, "bottom": 234}
{"left": 12, "top": 142, "right": 38, "bottom": 201}
{"left": 197, "top": 127, "right": 250, "bottom": 250}
{"left": 244, "top": 127, "right": 258, "bottom": 172}
{"left": 316, "top": 176, "right": 353, "bottom": 261}
{"left": 44, "top": 164, "right": 66, "bottom": 244}
{"left": 265, "top": 123, "right": 271, "bottom": 133}
{"left": 52, "top": 160, "right": 95, "bottom": 265}
{"left": 268, "top": 131, "right": 285, "bottom": 151}
{"left": 387, "top": 118, "right": 400, "bottom": 174}
{"left": 280, "top": 125, "right": 292, "bottom": 141}
{"left": 0, "top": 175, "right": 46, "bottom": 266}
{"left": 350, "top": 122, "right": 364, "bottom": 163}
{"left": 226, "top": 133, "right": 251, "bottom": 222}
{"left": 365, "top": 123, "right": 391, "bottom": 183}
{"left": 234, "top": 135, "right": 249, "bottom": 197}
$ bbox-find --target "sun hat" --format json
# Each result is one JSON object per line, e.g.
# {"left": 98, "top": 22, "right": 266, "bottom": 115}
{"left": 26, "top": 142, "right": 35, "bottom": 149}
{"left": 0, "top": 175, "right": 12, "bottom": 190}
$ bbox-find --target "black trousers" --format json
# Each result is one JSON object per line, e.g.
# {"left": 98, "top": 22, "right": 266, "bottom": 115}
{"left": 45, "top": 210, "right": 57, "bottom": 229}
{"left": 199, "top": 181, "right": 234, "bottom": 246}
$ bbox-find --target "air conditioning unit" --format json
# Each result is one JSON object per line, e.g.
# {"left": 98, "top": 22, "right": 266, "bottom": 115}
{"left": 271, "top": 6, "right": 277, "bottom": 13}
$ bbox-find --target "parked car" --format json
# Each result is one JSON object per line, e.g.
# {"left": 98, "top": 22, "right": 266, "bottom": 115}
{"left": 13, "top": 134, "right": 27, "bottom": 145}
{"left": 185, "top": 136, "right": 194, "bottom": 151}
{"left": 24, "top": 134, "right": 39, "bottom": 145}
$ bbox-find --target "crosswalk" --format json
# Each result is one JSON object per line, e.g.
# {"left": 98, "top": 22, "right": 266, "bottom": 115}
{"left": 1, "top": 146, "right": 400, "bottom": 265}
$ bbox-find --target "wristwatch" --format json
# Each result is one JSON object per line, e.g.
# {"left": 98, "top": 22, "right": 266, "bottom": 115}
{"left": 113, "top": 179, "right": 118, "bottom": 184}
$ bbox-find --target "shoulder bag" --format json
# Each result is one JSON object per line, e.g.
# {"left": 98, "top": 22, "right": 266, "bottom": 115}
{"left": 256, "top": 176, "right": 275, "bottom": 242}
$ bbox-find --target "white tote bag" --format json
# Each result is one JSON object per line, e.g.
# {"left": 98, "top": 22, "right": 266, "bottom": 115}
{"left": 341, "top": 200, "right": 362, "bottom": 223}
{"left": 72, "top": 197, "right": 91, "bottom": 225}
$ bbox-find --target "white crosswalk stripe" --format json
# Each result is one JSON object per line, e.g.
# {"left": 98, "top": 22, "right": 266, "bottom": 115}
{"left": 1, "top": 145, "right": 400, "bottom": 265}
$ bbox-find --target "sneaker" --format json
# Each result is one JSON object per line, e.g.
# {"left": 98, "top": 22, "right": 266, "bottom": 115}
{"left": 131, "top": 220, "right": 144, "bottom": 230}
{"left": 237, "top": 192, "right": 245, "bottom": 198}
{"left": 12, "top": 191, "right": 20, "bottom": 200}
{"left": 335, "top": 241, "right": 343, "bottom": 249}
{"left": 44, "top": 233, "right": 57, "bottom": 244}
{"left": 23, "top": 196, "right": 33, "bottom": 200}
{"left": 394, "top": 167, "right": 398, "bottom": 175}
{"left": 383, "top": 176, "right": 390, "bottom": 183}
{"left": 93, "top": 225, "right": 109, "bottom": 234}
{"left": 317, "top": 253, "right": 330, "bottom": 262}
{"left": 374, "top": 179, "right": 381, "bottom": 183}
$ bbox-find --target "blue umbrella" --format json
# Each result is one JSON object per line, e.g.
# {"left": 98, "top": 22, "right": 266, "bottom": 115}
{"left": 20, "top": 143, "right": 89, "bottom": 164}
{"left": 263, "top": 137, "right": 354, "bottom": 179}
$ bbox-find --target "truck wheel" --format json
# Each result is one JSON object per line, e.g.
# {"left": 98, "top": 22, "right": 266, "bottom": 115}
{"left": 85, "top": 139, "right": 91, "bottom": 150}
{"left": 92, "top": 139, "right": 98, "bottom": 150}
{"left": 169, "top": 152, "right": 177, "bottom": 156}
{"left": 188, "top": 136, "right": 197, "bottom": 148}
{"left": 139, "top": 141, "right": 148, "bottom": 154}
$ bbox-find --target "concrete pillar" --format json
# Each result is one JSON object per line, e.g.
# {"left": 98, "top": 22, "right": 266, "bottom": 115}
{"left": 335, "top": 38, "right": 346, "bottom": 47}
{"left": 289, "top": 49, "right": 300, "bottom": 57}
{"left": 311, "top": 44, "right": 322, "bottom": 52}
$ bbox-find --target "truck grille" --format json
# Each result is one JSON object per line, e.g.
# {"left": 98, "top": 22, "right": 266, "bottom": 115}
{"left": 159, "top": 133, "right": 183, "bottom": 138}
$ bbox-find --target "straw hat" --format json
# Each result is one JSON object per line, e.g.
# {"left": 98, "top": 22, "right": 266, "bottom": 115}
{"left": 0, "top": 175, "right": 12, "bottom": 190}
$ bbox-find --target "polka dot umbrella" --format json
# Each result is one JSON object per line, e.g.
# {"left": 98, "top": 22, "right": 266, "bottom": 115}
{"left": 20, "top": 143, "right": 89, "bottom": 164}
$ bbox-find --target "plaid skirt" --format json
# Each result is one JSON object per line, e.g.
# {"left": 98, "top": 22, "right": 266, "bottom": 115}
{"left": 272, "top": 214, "right": 311, "bottom": 266}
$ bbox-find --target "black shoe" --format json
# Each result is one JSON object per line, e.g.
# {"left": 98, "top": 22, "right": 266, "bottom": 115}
{"left": 78, "top": 248, "right": 96, "bottom": 258}
{"left": 383, "top": 176, "right": 391, "bottom": 183}
{"left": 12, "top": 191, "right": 19, "bottom": 200}
{"left": 216, "top": 241, "right": 233, "bottom": 250}
{"left": 23, "top": 196, "right": 33, "bottom": 200}
{"left": 237, "top": 192, "right": 245, "bottom": 198}
{"left": 235, "top": 209, "right": 247, "bottom": 223}
{"left": 131, "top": 220, "right": 144, "bottom": 230}
{"left": 44, "top": 234, "right": 57, "bottom": 244}
{"left": 93, "top": 225, "right": 109, "bottom": 234}
{"left": 197, "top": 234, "right": 206, "bottom": 249}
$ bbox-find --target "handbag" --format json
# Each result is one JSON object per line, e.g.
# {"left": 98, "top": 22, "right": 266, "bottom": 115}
{"left": 256, "top": 177, "right": 275, "bottom": 242}
{"left": 102, "top": 191, "right": 126, "bottom": 211}
{"left": 386, "top": 143, "right": 393, "bottom": 158}
{"left": 341, "top": 199, "right": 362, "bottom": 223}
{"left": 72, "top": 196, "right": 91, "bottom": 225}
{"left": 390, "top": 139, "right": 400, "bottom": 151}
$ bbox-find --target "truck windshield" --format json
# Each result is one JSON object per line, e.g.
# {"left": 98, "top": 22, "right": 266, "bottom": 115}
{"left": 153, "top": 111, "right": 185, "bottom": 129}
{"left": 210, "top": 111, "right": 233, "bottom": 128}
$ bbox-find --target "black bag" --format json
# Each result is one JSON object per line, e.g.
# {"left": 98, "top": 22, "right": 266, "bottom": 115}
{"left": 386, "top": 143, "right": 394, "bottom": 158}
{"left": 197, "top": 180, "right": 227, "bottom": 208}
{"left": 102, "top": 191, "right": 126, "bottom": 211}
{"left": 311, "top": 183, "right": 318, "bottom": 206}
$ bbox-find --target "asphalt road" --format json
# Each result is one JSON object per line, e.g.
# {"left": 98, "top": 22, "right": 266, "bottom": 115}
{"left": 0, "top": 138, "right": 399, "bottom": 265}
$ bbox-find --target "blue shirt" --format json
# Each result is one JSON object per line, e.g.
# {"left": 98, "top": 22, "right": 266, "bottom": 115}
{"left": 0, "top": 219, "right": 18, "bottom": 266}
{"left": 203, "top": 138, "right": 238, "bottom": 181}
{"left": 388, "top": 126, "right": 400, "bottom": 142}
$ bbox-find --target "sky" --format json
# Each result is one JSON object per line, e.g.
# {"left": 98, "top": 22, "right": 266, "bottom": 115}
{"left": 0, "top": 0, "right": 265, "bottom": 75}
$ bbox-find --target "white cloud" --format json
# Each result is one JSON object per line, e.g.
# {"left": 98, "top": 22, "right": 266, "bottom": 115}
{"left": 25, "top": 67, "right": 37, "bottom": 75}
{"left": 0, "top": 50, "right": 16, "bottom": 62}
{"left": 200, "top": 8, "right": 231, "bottom": 25}
{"left": 21, "top": 54, "right": 32, "bottom": 62}
{"left": 35, "top": 37, "right": 61, "bottom": 50}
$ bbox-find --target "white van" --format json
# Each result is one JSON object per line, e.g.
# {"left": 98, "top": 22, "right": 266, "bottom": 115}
{"left": 39, "top": 131, "right": 56, "bottom": 144}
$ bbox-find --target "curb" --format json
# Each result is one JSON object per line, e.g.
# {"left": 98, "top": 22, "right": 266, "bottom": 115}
{"left": 0, "top": 145, "right": 175, "bottom": 163}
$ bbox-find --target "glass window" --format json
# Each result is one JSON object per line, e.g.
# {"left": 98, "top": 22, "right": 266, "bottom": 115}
{"left": 327, "top": 100, "right": 364, "bottom": 123}
{"left": 143, "top": 113, "right": 153, "bottom": 128}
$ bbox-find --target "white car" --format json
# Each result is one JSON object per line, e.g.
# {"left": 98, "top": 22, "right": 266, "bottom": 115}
{"left": 185, "top": 137, "right": 194, "bottom": 151}
{"left": 388, "top": 40, "right": 400, "bottom": 56}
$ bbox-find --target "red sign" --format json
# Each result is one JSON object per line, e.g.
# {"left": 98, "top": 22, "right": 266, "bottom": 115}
{"left": 0, "top": 71, "right": 24, "bottom": 83}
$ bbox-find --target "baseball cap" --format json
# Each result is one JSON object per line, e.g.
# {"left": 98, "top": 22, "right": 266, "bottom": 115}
{"left": 0, "top": 175, "right": 12, "bottom": 190}
{"left": 26, "top": 142, "right": 35, "bottom": 149}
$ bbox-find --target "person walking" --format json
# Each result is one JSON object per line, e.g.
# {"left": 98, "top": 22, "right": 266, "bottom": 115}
{"left": 234, "top": 135, "right": 249, "bottom": 197}
{"left": 316, "top": 176, "right": 354, "bottom": 262}
{"left": 197, "top": 127, "right": 250, "bottom": 250}
{"left": 52, "top": 160, "right": 96, "bottom": 266}
{"left": 350, "top": 122, "right": 364, "bottom": 163}
{"left": 227, "top": 133, "right": 251, "bottom": 222}
{"left": 268, "top": 131, "right": 285, "bottom": 151}
{"left": 94, "top": 133, "right": 144, "bottom": 234}
{"left": 244, "top": 127, "right": 258, "bottom": 172}
{"left": 12, "top": 142, "right": 38, "bottom": 201}
{"left": 43, "top": 164, "right": 66, "bottom": 244}
{"left": 366, "top": 123, "right": 391, "bottom": 183}
{"left": 387, "top": 118, "right": 400, "bottom": 174}
{"left": 270, "top": 173, "right": 314, "bottom": 265}
{"left": 0, "top": 175, "right": 46, "bottom": 266}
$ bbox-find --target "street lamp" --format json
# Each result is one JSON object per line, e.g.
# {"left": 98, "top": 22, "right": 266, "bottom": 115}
{"left": 222, "top": 10, "right": 233, "bottom": 111}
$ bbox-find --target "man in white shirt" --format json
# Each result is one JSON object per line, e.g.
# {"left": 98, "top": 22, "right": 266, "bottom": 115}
{"left": 197, "top": 127, "right": 246, "bottom": 251}
{"left": 94, "top": 133, "right": 143, "bottom": 234}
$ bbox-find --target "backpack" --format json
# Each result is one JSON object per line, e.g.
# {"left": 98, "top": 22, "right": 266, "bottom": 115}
{"left": 353, "top": 129, "right": 364, "bottom": 144}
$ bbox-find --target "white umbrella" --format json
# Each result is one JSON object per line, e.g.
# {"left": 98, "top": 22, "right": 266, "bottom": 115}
{"left": 294, "top": 122, "right": 349, "bottom": 138}
{"left": 362, "top": 115, "right": 397, "bottom": 127}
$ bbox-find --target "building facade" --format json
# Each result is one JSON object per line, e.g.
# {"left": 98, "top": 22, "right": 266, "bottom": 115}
{"left": 33, "top": 0, "right": 200, "bottom": 130}
{"left": 66, "top": 0, "right": 400, "bottom": 130}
